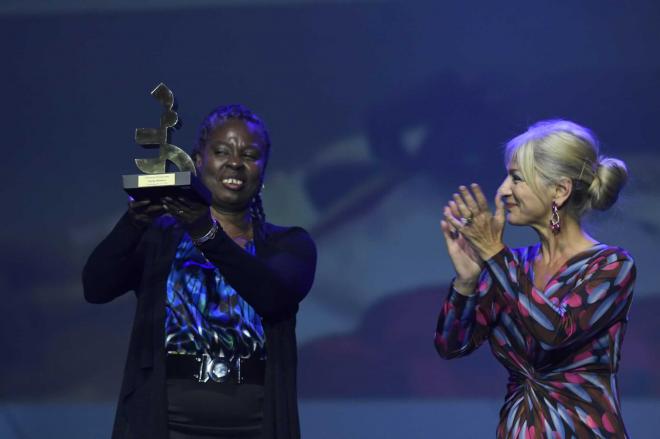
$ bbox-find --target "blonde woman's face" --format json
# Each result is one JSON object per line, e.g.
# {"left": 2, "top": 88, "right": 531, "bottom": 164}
{"left": 498, "top": 162, "right": 553, "bottom": 228}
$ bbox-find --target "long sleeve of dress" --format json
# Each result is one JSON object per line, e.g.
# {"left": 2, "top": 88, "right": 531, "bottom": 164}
{"left": 485, "top": 246, "right": 635, "bottom": 351}
{"left": 197, "top": 225, "right": 317, "bottom": 320}
{"left": 435, "top": 269, "right": 500, "bottom": 359}
{"left": 82, "top": 212, "right": 147, "bottom": 304}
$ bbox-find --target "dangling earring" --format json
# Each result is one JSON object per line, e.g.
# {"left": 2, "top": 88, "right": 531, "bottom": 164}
{"left": 550, "top": 201, "right": 561, "bottom": 235}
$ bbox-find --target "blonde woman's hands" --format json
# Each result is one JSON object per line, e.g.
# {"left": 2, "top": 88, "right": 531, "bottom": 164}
{"left": 443, "top": 183, "right": 506, "bottom": 264}
{"left": 440, "top": 212, "right": 483, "bottom": 295}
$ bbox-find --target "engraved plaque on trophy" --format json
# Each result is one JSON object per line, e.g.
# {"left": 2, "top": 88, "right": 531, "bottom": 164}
{"left": 122, "top": 83, "right": 211, "bottom": 205}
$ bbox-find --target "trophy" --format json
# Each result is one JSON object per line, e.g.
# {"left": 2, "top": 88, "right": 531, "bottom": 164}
{"left": 122, "top": 83, "right": 211, "bottom": 205}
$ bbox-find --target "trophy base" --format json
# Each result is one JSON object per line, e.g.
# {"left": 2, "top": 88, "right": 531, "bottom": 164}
{"left": 122, "top": 171, "right": 211, "bottom": 205}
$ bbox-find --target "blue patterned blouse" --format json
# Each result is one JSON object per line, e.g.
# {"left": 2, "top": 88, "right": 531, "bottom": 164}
{"left": 165, "top": 235, "right": 266, "bottom": 360}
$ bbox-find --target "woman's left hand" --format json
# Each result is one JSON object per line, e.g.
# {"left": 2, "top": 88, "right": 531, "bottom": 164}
{"left": 443, "top": 183, "right": 506, "bottom": 261}
{"left": 162, "top": 196, "right": 215, "bottom": 240}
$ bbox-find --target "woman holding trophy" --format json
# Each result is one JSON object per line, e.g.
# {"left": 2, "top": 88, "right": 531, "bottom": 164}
{"left": 83, "top": 103, "right": 317, "bottom": 439}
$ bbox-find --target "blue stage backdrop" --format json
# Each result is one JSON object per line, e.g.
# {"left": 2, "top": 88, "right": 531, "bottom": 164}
{"left": 1, "top": 1, "right": 659, "bottom": 437}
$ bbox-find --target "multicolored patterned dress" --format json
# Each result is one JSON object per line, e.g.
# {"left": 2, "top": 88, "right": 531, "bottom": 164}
{"left": 435, "top": 244, "right": 636, "bottom": 439}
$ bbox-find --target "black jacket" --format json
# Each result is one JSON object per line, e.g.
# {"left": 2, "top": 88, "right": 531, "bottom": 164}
{"left": 83, "top": 213, "right": 317, "bottom": 439}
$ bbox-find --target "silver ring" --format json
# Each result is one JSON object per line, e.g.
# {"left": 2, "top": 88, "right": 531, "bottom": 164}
{"left": 460, "top": 216, "right": 473, "bottom": 226}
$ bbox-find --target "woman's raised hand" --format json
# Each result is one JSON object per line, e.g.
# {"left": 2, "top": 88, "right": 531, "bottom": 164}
{"left": 440, "top": 211, "right": 483, "bottom": 295}
{"left": 443, "top": 183, "right": 505, "bottom": 262}
{"left": 127, "top": 198, "right": 166, "bottom": 227}
{"left": 162, "top": 196, "right": 214, "bottom": 240}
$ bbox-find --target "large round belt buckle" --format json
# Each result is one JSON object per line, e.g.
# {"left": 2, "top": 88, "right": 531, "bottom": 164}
{"left": 208, "top": 358, "right": 231, "bottom": 383}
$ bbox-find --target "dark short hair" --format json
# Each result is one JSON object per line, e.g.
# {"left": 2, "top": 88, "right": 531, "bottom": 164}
{"left": 193, "top": 104, "right": 271, "bottom": 163}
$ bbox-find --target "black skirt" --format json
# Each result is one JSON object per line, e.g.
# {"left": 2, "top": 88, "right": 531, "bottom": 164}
{"left": 167, "top": 378, "right": 265, "bottom": 439}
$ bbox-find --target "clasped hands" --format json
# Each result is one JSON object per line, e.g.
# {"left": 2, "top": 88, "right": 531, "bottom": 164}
{"left": 440, "top": 183, "right": 505, "bottom": 295}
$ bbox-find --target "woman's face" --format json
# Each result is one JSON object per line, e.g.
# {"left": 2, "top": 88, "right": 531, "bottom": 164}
{"left": 195, "top": 118, "right": 268, "bottom": 212}
{"left": 497, "top": 161, "right": 552, "bottom": 228}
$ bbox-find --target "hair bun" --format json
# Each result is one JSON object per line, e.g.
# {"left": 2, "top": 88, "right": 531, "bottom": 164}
{"left": 588, "top": 156, "right": 628, "bottom": 211}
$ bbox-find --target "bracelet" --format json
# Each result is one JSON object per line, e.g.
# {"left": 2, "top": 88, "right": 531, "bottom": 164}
{"left": 192, "top": 218, "right": 218, "bottom": 246}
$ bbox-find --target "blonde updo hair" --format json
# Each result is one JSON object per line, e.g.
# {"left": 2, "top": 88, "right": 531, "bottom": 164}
{"left": 504, "top": 119, "right": 628, "bottom": 219}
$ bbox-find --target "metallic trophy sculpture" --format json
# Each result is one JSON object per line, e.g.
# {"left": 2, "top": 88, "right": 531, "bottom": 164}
{"left": 122, "top": 83, "right": 211, "bottom": 205}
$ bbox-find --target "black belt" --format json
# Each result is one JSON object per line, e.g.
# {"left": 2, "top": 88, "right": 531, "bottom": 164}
{"left": 166, "top": 353, "right": 265, "bottom": 385}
